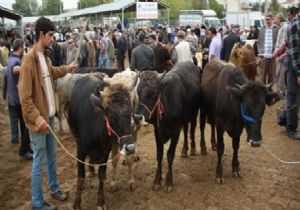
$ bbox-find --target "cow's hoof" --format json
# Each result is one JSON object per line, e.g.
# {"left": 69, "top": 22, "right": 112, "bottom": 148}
{"left": 211, "top": 145, "right": 217, "bottom": 151}
{"left": 97, "top": 205, "right": 107, "bottom": 210}
{"left": 73, "top": 204, "right": 81, "bottom": 210}
{"left": 216, "top": 177, "right": 224, "bottom": 184}
{"left": 190, "top": 148, "right": 196, "bottom": 156}
{"left": 152, "top": 184, "right": 161, "bottom": 191}
{"left": 201, "top": 149, "right": 207, "bottom": 156}
{"left": 232, "top": 171, "right": 242, "bottom": 178}
{"left": 128, "top": 182, "right": 135, "bottom": 191}
{"left": 110, "top": 182, "right": 118, "bottom": 192}
{"left": 165, "top": 185, "right": 173, "bottom": 193}
{"left": 180, "top": 152, "right": 188, "bottom": 158}
{"left": 134, "top": 155, "right": 140, "bottom": 162}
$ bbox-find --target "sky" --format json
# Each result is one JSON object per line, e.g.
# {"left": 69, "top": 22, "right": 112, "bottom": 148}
{"left": 0, "top": 0, "right": 78, "bottom": 10}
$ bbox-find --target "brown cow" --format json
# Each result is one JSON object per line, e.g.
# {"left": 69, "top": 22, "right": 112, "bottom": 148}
{"left": 229, "top": 43, "right": 257, "bottom": 81}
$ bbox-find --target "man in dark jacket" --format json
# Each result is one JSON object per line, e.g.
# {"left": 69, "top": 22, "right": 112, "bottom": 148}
{"left": 116, "top": 32, "right": 127, "bottom": 71}
{"left": 6, "top": 38, "right": 33, "bottom": 159}
{"left": 130, "top": 33, "right": 155, "bottom": 71}
{"left": 221, "top": 24, "right": 241, "bottom": 61}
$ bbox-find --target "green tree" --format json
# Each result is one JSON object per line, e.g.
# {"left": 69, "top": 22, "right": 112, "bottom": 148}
{"left": 77, "top": 0, "right": 113, "bottom": 10}
{"left": 160, "top": 0, "right": 192, "bottom": 19}
{"left": 269, "top": 0, "right": 284, "bottom": 15}
{"left": 40, "top": 0, "right": 63, "bottom": 15}
{"left": 208, "top": 0, "right": 225, "bottom": 18}
{"left": 12, "top": 0, "right": 39, "bottom": 16}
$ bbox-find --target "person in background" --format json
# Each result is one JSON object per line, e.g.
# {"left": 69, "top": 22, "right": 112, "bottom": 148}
{"left": 106, "top": 31, "right": 116, "bottom": 68}
{"left": 172, "top": 30, "right": 195, "bottom": 64}
{"left": 273, "top": 12, "right": 288, "bottom": 92}
{"left": 116, "top": 32, "right": 127, "bottom": 71}
{"left": 49, "top": 36, "right": 61, "bottom": 66}
{"left": 66, "top": 39, "right": 80, "bottom": 66}
{"left": 130, "top": 32, "right": 155, "bottom": 71}
{"left": 18, "top": 17, "right": 77, "bottom": 210}
{"left": 6, "top": 38, "right": 33, "bottom": 160}
{"left": 285, "top": 5, "right": 300, "bottom": 140}
{"left": 208, "top": 27, "right": 222, "bottom": 61}
{"left": 257, "top": 13, "right": 278, "bottom": 84}
{"left": 153, "top": 34, "right": 171, "bottom": 73}
{"left": 221, "top": 24, "right": 240, "bottom": 62}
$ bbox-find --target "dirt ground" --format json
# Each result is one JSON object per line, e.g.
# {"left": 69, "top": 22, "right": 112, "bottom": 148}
{"left": 0, "top": 92, "right": 300, "bottom": 210}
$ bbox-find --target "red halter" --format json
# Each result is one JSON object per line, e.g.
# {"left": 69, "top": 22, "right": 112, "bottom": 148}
{"left": 104, "top": 116, "right": 132, "bottom": 144}
{"left": 140, "top": 94, "right": 164, "bottom": 127}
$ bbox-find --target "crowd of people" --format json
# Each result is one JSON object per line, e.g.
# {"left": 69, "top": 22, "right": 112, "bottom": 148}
{"left": 0, "top": 4, "right": 299, "bottom": 209}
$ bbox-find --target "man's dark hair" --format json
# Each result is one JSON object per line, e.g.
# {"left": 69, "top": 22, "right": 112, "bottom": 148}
{"left": 209, "top": 27, "right": 217, "bottom": 35}
{"left": 158, "top": 34, "right": 163, "bottom": 42}
{"left": 35, "top": 16, "right": 56, "bottom": 41}
{"left": 12, "top": 38, "right": 24, "bottom": 51}
{"left": 138, "top": 32, "right": 146, "bottom": 42}
{"left": 287, "top": 6, "right": 298, "bottom": 17}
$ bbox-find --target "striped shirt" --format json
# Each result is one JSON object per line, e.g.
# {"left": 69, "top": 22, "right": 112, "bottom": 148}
{"left": 264, "top": 27, "right": 273, "bottom": 58}
{"left": 275, "top": 23, "right": 288, "bottom": 50}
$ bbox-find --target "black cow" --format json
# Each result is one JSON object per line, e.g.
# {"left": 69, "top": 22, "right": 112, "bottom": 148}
{"left": 136, "top": 61, "right": 201, "bottom": 191}
{"left": 200, "top": 60, "right": 278, "bottom": 183}
{"left": 68, "top": 74, "right": 136, "bottom": 209}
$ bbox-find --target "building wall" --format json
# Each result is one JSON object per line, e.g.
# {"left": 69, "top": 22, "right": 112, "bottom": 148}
{"left": 217, "top": 0, "right": 241, "bottom": 12}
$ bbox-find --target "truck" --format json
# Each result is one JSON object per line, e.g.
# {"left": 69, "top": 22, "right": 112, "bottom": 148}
{"left": 179, "top": 10, "right": 221, "bottom": 28}
{"left": 225, "top": 11, "right": 265, "bottom": 29}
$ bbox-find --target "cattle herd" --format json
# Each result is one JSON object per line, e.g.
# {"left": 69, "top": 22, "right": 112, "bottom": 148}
{"left": 58, "top": 59, "right": 279, "bottom": 209}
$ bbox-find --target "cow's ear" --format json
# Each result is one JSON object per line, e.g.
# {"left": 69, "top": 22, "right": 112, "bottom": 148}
{"left": 226, "top": 85, "right": 242, "bottom": 98}
{"left": 266, "top": 92, "right": 280, "bottom": 106}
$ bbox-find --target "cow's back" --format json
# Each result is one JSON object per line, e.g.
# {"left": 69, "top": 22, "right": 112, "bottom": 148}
{"left": 165, "top": 61, "right": 201, "bottom": 119}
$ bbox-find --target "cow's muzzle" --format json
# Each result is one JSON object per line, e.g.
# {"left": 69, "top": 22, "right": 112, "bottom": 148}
{"left": 134, "top": 114, "right": 148, "bottom": 126}
{"left": 249, "top": 139, "right": 261, "bottom": 147}
{"left": 120, "top": 144, "right": 136, "bottom": 156}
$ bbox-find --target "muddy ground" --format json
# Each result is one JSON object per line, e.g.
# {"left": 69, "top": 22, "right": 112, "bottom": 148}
{"left": 0, "top": 92, "right": 300, "bottom": 210}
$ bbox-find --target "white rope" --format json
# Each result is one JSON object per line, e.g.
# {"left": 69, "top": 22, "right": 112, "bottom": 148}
{"left": 261, "top": 143, "right": 300, "bottom": 165}
{"left": 48, "top": 126, "right": 112, "bottom": 167}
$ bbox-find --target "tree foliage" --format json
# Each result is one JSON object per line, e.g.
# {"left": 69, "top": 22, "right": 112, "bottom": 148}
{"left": 208, "top": 0, "right": 225, "bottom": 18}
{"left": 77, "top": 0, "right": 113, "bottom": 9}
{"left": 269, "top": 0, "right": 284, "bottom": 15}
{"left": 40, "top": 0, "right": 63, "bottom": 15}
{"left": 12, "top": 0, "right": 39, "bottom": 16}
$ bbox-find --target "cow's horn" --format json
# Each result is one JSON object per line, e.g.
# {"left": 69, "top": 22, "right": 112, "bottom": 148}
{"left": 266, "top": 83, "right": 273, "bottom": 90}
{"left": 236, "top": 84, "right": 243, "bottom": 89}
{"left": 159, "top": 71, "right": 167, "bottom": 80}
{"left": 90, "top": 93, "right": 101, "bottom": 106}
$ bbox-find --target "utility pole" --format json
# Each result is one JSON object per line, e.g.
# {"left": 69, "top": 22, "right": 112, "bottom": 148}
{"left": 264, "top": 0, "right": 269, "bottom": 15}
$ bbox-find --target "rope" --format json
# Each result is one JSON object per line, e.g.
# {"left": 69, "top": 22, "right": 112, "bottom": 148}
{"left": 48, "top": 126, "right": 111, "bottom": 167}
{"left": 261, "top": 143, "right": 300, "bottom": 165}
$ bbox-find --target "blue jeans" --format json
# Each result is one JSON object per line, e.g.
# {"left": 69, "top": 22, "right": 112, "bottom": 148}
{"left": 29, "top": 117, "right": 60, "bottom": 208}
{"left": 106, "top": 59, "right": 114, "bottom": 68}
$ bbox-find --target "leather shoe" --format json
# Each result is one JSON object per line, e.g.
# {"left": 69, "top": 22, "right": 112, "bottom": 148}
{"left": 32, "top": 201, "right": 57, "bottom": 210}
{"left": 21, "top": 152, "right": 33, "bottom": 160}
{"left": 51, "top": 190, "right": 67, "bottom": 201}
{"left": 286, "top": 131, "right": 300, "bottom": 140}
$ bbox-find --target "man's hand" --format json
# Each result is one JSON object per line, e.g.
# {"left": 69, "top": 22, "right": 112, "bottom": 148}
{"left": 37, "top": 118, "right": 49, "bottom": 132}
{"left": 67, "top": 61, "right": 77, "bottom": 73}
{"left": 297, "top": 76, "right": 300, "bottom": 86}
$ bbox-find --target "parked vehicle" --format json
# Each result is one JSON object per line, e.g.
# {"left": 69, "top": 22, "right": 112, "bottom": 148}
{"left": 179, "top": 10, "right": 221, "bottom": 28}
{"left": 225, "top": 11, "right": 265, "bottom": 29}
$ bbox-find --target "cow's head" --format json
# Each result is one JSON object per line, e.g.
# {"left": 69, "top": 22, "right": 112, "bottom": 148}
{"left": 90, "top": 84, "right": 136, "bottom": 155}
{"left": 227, "top": 81, "right": 278, "bottom": 147}
{"left": 135, "top": 71, "right": 166, "bottom": 126}
{"left": 229, "top": 43, "right": 244, "bottom": 66}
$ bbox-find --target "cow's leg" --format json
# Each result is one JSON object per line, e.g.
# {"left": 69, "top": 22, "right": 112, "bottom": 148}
{"left": 110, "top": 144, "right": 120, "bottom": 192}
{"left": 216, "top": 125, "right": 225, "bottom": 184}
{"left": 190, "top": 116, "right": 197, "bottom": 156}
{"left": 153, "top": 129, "right": 164, "bottom": 190}
{"left": 199, "top": 111, "right": 207, "bottom": 155}
{"left": 58, "top": 103, "right": 64, "bottom": 133}
{"left": 97, "top": 165, "right": 107, "bottom": 210}
{"left": 165, "top": 129, "right": 180, "bottom": 192}
{"left": 210, "top": 120, "right": 217, "bottom": 151}
{"left": 73, "top": 149, "right": 86, "bottom": 210}
{"left": 232, "top": 137, "right": 241, "bottom": 178}
{"left": 126, "top": 154, "right": 135, "bottom": 191}
{"left": 181, "top": 122, "right": 189, "bottom": 157}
